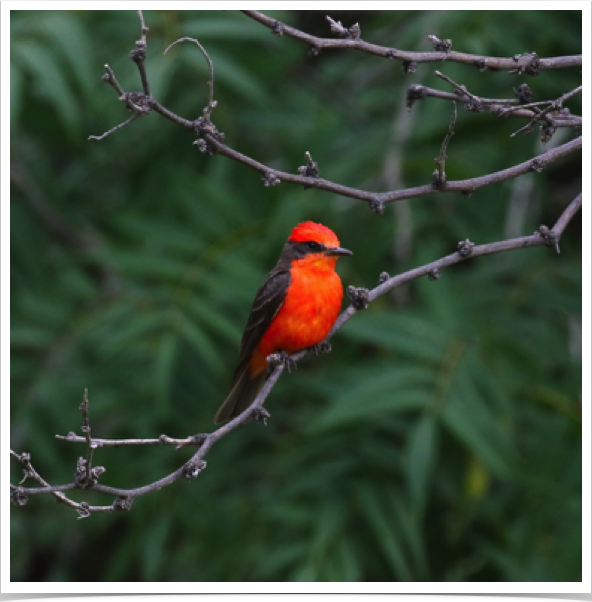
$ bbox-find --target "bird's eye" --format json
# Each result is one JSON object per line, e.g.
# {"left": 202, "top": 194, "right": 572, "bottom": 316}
{"left": 307, "top": 241, "right": 322, "bottom": 251}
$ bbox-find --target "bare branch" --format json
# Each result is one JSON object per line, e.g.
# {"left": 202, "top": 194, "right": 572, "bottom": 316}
{"left": 199, "top": 135, "right": 581, "bottom": 204}
{"left": 88, "top": 14, "right": 581, "bottom": 206}
{"left": 407, "top": 83, "right": 582, "bottom": 129}
{"left": 56, "top": 432, "right": 207, "bottom": 449}
{"left": 10, "top": 449, "right": 128, "bottom": 518}
{"left": 241, "top": 11, "right": 582, "bottom": 72}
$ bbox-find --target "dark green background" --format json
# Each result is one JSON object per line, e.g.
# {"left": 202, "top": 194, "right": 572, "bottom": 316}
{"left": 11, "top": 10, "right": 582, "bottom": 582}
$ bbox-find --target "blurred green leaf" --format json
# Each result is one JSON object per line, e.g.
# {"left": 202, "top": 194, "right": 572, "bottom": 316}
{"left": 356, "top": 484, "right": 412, "bottom": 580}
{"left": 311, "top": 366, "right": 432, "bottom": 431}
{"left": 406, "top": 413, "right": 438, "bottom": 514}
{"left": 12, "top": 40, "right": 79, "bottom": 134}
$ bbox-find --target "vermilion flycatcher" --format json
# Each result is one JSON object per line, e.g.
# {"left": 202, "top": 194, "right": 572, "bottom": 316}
{"left": 214, "top": 221, "right": 352, "bottom": 424}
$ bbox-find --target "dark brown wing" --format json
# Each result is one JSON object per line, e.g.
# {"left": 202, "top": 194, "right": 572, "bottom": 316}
{"left": 232, "top": 266, "right": 291, "bottom": 382}
{"left": 213, "top": 266, "right": 291, "bottom": 424}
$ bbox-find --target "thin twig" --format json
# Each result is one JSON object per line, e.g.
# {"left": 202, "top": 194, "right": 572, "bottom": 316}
{"left": 80, "top": 388, "right": 94, "bottom": 485}
{"left": 132, "top": 10, "right": 150, "bottom": 96}
{"left": 434, "top": 70, "right": 482, "bottom": 106}
{"left": 88, "top": 114, "right": 138, "bottom": 141}
{"left": 56, "top": 432, "right": 207, "bottom": 449}
{"left": 433, "top": 101, "right": 457, "bottom": 188}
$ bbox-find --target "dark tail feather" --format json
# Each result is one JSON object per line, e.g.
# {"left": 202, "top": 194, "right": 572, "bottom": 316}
{"left": 214, "top": 366, "right": 267, "bottom": 425}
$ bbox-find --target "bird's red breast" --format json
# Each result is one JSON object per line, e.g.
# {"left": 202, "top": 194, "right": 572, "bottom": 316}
{"left": 214, "top": 221, "right": 351, "bottom": 424}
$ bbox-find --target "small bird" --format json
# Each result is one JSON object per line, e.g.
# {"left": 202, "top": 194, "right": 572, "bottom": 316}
{"left": 214, "top": 221, "right": 352, "bottom": 424}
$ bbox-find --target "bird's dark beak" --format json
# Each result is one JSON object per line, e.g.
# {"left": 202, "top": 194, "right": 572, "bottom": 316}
{"left": 325, "top": 246, "right": 353, "bottom": 257}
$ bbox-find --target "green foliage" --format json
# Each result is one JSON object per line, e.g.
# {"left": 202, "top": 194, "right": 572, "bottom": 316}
{"left": 10, "top": 10, "right": 581, "bottom": 582}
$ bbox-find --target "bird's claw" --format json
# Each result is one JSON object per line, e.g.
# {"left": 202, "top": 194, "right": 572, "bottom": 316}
{"left": 311, "top": 341, "right": 332, "bottom": 356}
{"left": 267, "top": 351, "right": 298, "bottom": 373}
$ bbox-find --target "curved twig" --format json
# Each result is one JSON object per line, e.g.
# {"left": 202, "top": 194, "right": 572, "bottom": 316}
{"left": 165, "top": 36, "right": 216, "bottom": 120}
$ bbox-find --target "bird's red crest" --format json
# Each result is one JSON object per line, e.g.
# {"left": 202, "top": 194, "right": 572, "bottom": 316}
{"left": 288, "top": 221, "right": 340, "bottom": 246}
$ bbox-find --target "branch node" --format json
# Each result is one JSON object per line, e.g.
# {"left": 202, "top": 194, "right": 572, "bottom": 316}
{"left": 15, "top": 451, "right": 31, "bottom": 463}
{"left": 402, "top": 60, "right": 418, "bottom": 74}
{"left": 509, "top": 52, "right": 542, "bottom": 76}
{"left": 253, "top": 407, "right": 270, "bottom": 425}
{"left": 348, "top": 286, "right": 370, "bottom": 310}
{"left": 124, "top": 91, "right": 152, "bottom": 114}
{"left": 326, "top": 16, "right": 361, "bottom": 40}
{"left": 193, "top": 138, "right": 213, "bottom": 155}
{"left": 77, "top": 502, "right": 91, "bottom": 520}
{"left": 192, "top": 118, "right": 225, "bottom": 155}
{"left": 457, "top": 239, "right": 475, "bottom": 257}
{"left": 530, "top": 158, "right": 545, "bottom": 172}
{"left": 378, "top": 271, "right": 390, "bottom": 284}
{"left": 272, "top": 20, "right": 285, "bottom": 36}
{"left": 537, "top": 224, "right": 559, "bottom": 252}
{"left": 113, "top": 496, "right": 134, "bottom": 512}
{"left": 406, "top": 84, "right": 428, "bottom": 109}
{"left": 427, "top": 34, "right": 452, "bottom": 55}
{"left": 75, "top": 457, "right": 105, "bottom": 488}
{"left": 262, "top": 171, "right": 281, "bottom": 187}
{"left": 370, "top": 199, "right": 385, "bottom": 214}
{"left": 298, "top": 151, "right": 320, "bottom": 179}
{"left": 465, "top": 98, "right": 484, "bottom": 112}
{"left": 190, "top": 433, "right": 208, "bottom": 447}
{"left": 540, "top": 122, "right": 557, "bottom": 144}
{"left": 515, "top": 83, "right": 533, "bottom": 104}
{"left": 183, "top": 460, "right": 207, "bottom": 479}
{"left": 432, "top": 168, "right": 447, "bottom": 189}
{"left": 428, "top": 268, "right": 441, "bottom": 281}
{"left": 474, "top": 58, "right": 487, "bottom": 72}
{"left": 11, "top": 487, "right": 28, "bottom": 507}
{"left": 129, "top": 45, "right": 147, "bottom": 64}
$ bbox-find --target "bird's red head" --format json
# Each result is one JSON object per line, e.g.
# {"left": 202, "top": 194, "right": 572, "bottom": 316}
{"left": 288, "top": 221, "right": 341, "bottom": 247}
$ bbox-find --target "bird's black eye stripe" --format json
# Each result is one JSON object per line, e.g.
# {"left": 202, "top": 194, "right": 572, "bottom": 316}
{"left": 306, "top": 241, "right": 323, "bottom": 251}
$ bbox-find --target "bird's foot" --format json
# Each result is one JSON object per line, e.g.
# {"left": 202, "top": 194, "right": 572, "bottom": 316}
{"left": 267, "top": 351, "right": 298, "bottom": 373}
{"left": 311, "top": 341, "right": 332, "bottom": 356}
{"left": 253, "top": 407, "right": 270, "bottom": 425}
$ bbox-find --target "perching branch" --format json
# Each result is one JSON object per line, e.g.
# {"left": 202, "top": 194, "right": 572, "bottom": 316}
{"left": 10, "top": 193, "right": 581, "bottom": 515}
